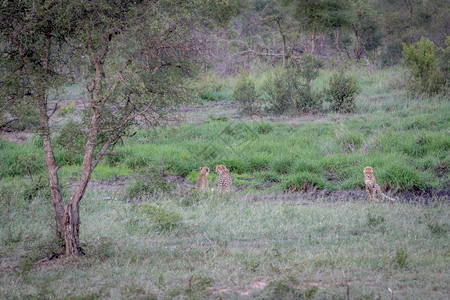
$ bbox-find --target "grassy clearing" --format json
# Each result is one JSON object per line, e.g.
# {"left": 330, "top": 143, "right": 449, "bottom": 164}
{"left": 1, "top": 192, "right": 448, "bottom": 299}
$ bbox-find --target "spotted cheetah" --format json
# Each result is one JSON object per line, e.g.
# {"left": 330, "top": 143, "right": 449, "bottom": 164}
{"left": 196, "top": 166, "right": 210, "bottom": 190}
{"left": 364, "top": 166, "right": 396, "bottom": 202}
{"left": 215, "top": 164, "right": 232, "bottom": 192}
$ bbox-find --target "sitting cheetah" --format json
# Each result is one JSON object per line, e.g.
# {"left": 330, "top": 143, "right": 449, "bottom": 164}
{"left": 215, "top": 164, "right": 232, "bottom": 192}
{"left": 196, "top": 166, "right": 210, "bottom": 190}
{"left": 364, "top": 166, "right": 396, "bottom": 202}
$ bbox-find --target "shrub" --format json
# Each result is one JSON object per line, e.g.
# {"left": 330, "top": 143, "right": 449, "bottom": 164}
{"left": 262, "top": 69, "right": 297, "bottom": 114}
{"left": 0, "top": 140, "right": 45, "bottom": 177}
{"left": 294, "top": 84, "right": 322, "bottom": 113}
{"left": 233, "top": 70, "right": 260, "bottom": 115}
{"left": 262, "top": 58, "right": 323, "bottom": 115}
{"left": 402, "top": 38, "right": 445, "bottom": 96}
{"left": 295, "top": 54, "right": 324, "bottom": 87}
{"left": 325, "top": 72, "right": 361, "bottom": 113}
{"left": 292, "top": 54, "right": 324, "bottom": 112}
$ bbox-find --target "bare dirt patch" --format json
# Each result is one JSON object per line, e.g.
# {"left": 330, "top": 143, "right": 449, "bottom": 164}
{"left": 238, "top": 279, "right": 269, "bottom": 296}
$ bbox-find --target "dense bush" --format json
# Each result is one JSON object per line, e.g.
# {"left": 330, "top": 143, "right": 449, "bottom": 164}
{"left": 325, "top": 72, "right": 361, "bottom": 113}
{"left": 233, "top": 70, "right": 259, "bottom": 115}
{"left": 262, "top": 69, "right": 297, "bottom": 114}
{"left": 262, "top": 56, "right": 323, "bottom": 114}
{"left": 0, "top": 139, "right": 45, "bottom": 177}
{"left": 293, "top": 54, "right": 323, "bottom": 112}
{"left": 54, "top": 120, "right": 86, "bottom": 165}
{"left": 402, "top": 38, "right": 446, "bottom": 96}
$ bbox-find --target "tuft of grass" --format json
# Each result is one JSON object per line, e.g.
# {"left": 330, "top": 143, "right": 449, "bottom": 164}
{"left": 283, "top": 172, "right": 331, "bottom": 191}
{"left": 138, "top": 203, "right": 182, "bottom": 232}
{"left": 393, "top": 248, "right": 409, "bottom": 269}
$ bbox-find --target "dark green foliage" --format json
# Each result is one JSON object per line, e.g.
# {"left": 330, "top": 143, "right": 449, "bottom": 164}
{"left": 0, "top": 139, "right": 45, "bottom": 177}
{"left": 280, "top": 0, "right": 351, "bottom": 34}
{"left": 2, "top": 102, "right": 40, "bottom": 131}
{"left": 295, "top": 54, "right": 324, "bottom": 90}
{"left": 263, "top": 69, "right": 297, "bottom": 114}
{"left": 233, "top": 70, "right": 260, "bottom": 115}
{"left": 403, "top": 38, "right": 446, "bottom": 96}
{"left": 295, "top": 84, "right": 321, "bottom": 113}
{"left": 349, "top": 0, "right": 382, "bottom": 59}
{"left": 383, "top": 164, "right": 427, "bottom": 191}
{"left": 54, "top": 120, "right": 87, "bottom": 165}
{"left": 377, "top": 0, "right": 449, "bottom": 65}
{"left": 325, "top": 72, "right": 361, "bottom": 113}
{"left": 427, "top": 222, "right": 448, "bottom": 238}
{"left": 393, "top": 248, "right": 408, "bottom": 269}
{"left": 439, "top": 37, "right": 450, "bottom": 86}
{"left": 292, "top": 55, "right": 324, "bottom": 112}
{"left": 283, "top": 172, "right": 330, "bottom": 191}
{"left": 263, "top": 56, "right": 324, "bottom": 114}
{"left": 254, "top": 122, "right": 274, "bottom": 134}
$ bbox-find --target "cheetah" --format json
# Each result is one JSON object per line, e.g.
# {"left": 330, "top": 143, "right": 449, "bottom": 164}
{"left": 215, "top": 164, "right": 232, "bottom": 192}
{"left": 196, "top": 166, "right": 210, "bottom": 190}
{"left": 364, "top": 166, "right": 396, "bottom": 202}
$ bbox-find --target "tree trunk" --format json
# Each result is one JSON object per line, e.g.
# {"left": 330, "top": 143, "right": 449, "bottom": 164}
{"left": 37, "top": 93, "right": 66, "bottom": 240}
{"left": 334, "top": 30, "right": 341, "bottom": 63}
{"left": 310, "top": 30, "right": 316, "bottom": 55}
{"left": 353, "top": 26, "right": 364, "bottom": 60}
{"left": 276, "top": 17, "right": 288, "bottom": 68}
{"left": 38, "top": 34, "right": 66, "bottom": 241}
{"left": 62, "top": 36, "right": 104, "bottom": 255}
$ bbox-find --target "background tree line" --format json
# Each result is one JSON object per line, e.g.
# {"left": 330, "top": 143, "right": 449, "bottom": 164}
{"left": 206, "top": 0, "right": 449, "bottom": 74}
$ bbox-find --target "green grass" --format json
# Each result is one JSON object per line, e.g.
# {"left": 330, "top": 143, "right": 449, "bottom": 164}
{"left": 113, "top": 96, "right": 449, "bottom": 192}
{"left": 1, "top": 192, "right": 448, "bottom": 299}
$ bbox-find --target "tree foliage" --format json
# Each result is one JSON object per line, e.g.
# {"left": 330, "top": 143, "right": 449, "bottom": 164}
{"left": 403, "top": 38, "right": 446, "bottom": 96}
